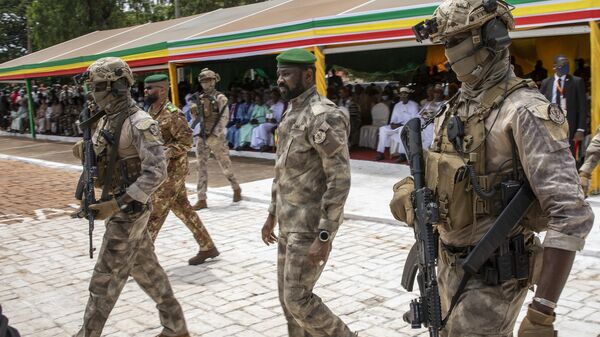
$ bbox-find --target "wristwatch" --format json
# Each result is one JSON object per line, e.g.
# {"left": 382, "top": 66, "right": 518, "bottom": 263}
{"left": 318, "top": 230, "right": 330, "bottom": 242}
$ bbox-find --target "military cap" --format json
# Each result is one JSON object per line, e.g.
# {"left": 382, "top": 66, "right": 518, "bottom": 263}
{"left": 276, "top": 48, "right": 316, "bottom": 66}
{"left": 144, "top": 74, "right": 169, "bottom": 83}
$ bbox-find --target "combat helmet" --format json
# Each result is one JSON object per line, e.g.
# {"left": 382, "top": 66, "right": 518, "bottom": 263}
{"left": 198, "top": 68, "right": 220, "bottom": 82}
{"left": 413, "top": 0, "right": 514, "bottom": 48}
{"left": 85, "top": 57, "right": 134, "bottom": 87}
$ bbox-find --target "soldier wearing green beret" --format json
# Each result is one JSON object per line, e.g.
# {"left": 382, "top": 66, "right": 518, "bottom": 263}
{"left": 143, "top": 74, "right": 220, "bottom": 265}
{"left": 260, "top": 48, "right": 356, "bottom": 337}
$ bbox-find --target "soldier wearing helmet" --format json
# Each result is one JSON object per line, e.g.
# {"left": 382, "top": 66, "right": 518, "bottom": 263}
{"left": 191, "top": 67, "right": 241, "bottom": 210}
{"left": 391, "top": 1, "right": 593, "bottom": 336}
{"left": 72, "top": 57, "right": 190, "bottom": 337}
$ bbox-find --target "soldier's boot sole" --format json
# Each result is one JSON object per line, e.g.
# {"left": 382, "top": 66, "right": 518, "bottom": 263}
{"left": 188, "top": 247, "right": 220, "bottom": 265}
{"left": 192, "top": 199, "right": 207, "bottom": 210}
{"left": 155, "top": 333, "right": 191, "bottom": 337}
{"left": 233, "top": 188, "right": 242, "bottom": 202}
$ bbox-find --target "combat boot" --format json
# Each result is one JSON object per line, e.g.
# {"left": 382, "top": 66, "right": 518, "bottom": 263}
{"left": 155, "top": 333, "right": 190, "bottom": 337}
{"left": 192, "top": 199, "right": 207, "bottom": 210}
{"left": 233, "top": 188, "right": 242, "bottom": 202}
{"left": 188, "top": 247, "right": 220, "bottom": 265}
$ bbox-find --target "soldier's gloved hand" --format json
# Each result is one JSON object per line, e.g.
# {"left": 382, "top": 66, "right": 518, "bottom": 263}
{"left": 389, "top": 177, "right": 415, "bottom": 226}
{"left": 72, "top": 140, "right": 84, "bottom": 160}
{"left": 518, "top": 306, "right": 557, "bottom": 337}
{"left": 89, "top": 198, "right": 120, "bottom": 220}
{"left": 580, "top": 171, "right": 591, "bottom": 198}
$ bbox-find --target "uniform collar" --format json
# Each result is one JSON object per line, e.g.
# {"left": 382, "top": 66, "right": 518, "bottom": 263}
{"left": 149, "top": 98, "right": 168, "bottom": 117}
{"left": 289, "top": 86, "right": 316, "bottom": 109}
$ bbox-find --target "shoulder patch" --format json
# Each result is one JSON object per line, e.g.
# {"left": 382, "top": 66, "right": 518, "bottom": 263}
{"left": 547, "top": 103, "right": 566, "bottom": 125}
{"left": 166, "top": 102, "right": 178, "bottom": 113}
{"left": 526, "top": 102, "right": 568, "bottom": 141}
{"left": 135, "top": 118, "right": 156, "bottom": 131}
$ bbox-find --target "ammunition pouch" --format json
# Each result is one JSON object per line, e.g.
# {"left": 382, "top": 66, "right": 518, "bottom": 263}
{"left": 426, "top": 152, "right": 472, "bottom": 230}
{"left": 441, "top": 234, "right": 538, "bottom": 287}
{"left": 95, "top": 155, "right": 142, "bottom": 195}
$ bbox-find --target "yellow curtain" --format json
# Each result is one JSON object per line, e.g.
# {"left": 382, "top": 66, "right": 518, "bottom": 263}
{"left": 510, "top": 34, "right": 590, "bottom": 75}
{"left": 590, "top": 21, "right": 600, "bottom": 193}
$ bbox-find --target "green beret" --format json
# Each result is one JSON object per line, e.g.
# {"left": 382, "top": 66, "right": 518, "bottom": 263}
{"left": 276, "top": 48, "right": 316, "bottom": 66}
{"left": 144, "top": 74, "right": 169, "bottom": 83}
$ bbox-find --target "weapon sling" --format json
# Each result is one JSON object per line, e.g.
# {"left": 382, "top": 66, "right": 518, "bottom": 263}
{"left": 100, "top": 111, "right": 129, "bottom": 201}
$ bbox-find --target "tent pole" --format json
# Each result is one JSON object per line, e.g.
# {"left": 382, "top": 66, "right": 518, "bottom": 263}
{"left": 590, "top": 21, "right": 600, "bottom": 193}
{"left": 313, "top": 46, "right": 327, "bottom": 96}
{"left": 25, "top": 78, "right": 36, "bottom": 139}
{"left": 168, "top": 62, "right": 180, "bottom": 107}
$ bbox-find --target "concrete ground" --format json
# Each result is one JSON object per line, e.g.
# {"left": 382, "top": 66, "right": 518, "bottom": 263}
{"left": 1, "top": 136, "right": 600, "bottom": 337}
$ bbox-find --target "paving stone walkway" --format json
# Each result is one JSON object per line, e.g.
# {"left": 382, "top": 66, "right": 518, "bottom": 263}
{"left": 1, "top": 159, "right": 600, "bottom": 337}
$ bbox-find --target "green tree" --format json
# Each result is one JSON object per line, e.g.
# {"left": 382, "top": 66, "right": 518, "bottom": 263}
{"left": 0, "top": 0, "right": 31, "bottom": 63}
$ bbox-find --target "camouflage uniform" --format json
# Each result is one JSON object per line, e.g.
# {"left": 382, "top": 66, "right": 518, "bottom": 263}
{"left": 146, "top": 99, "right": 216, "bottom": 252}
{"left": 194, "top": 90, "right": 240, "bottom": 201}
{"left": 74, "top": 57, "right": 188, "bottom": 337}
{"left": 270, "top": 86, "right": 354, "bottom": 337}
{"left": 390, "top": 2, "right": 594, "bottom": 336}
{"left": 579, "top": 125, "right": 600, "bottom": 194}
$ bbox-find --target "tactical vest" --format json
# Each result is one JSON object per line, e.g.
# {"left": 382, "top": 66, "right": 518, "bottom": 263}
{"left": 94, "top": 111, "right": 142, "bottom": 198}
{"left": 427, "top": 78, "right": 539, "bottom": 231}
{"left": 199, "top": 92, "right": 223, "bottom": 135}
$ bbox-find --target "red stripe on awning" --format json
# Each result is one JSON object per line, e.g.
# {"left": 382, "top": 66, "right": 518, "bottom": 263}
{"left": 516, "top": 9, "right": 600, "bottom": 26}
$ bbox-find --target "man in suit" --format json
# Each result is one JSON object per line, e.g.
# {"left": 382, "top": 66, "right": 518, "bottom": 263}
{"left": 540, "top": 55, "right": 588, "bottom": 159}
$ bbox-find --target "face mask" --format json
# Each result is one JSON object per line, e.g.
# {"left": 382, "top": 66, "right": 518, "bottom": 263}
{"left": 144, "top": 93, "right": 158, "bottom": 105}
{"left": 382, "top": 95, "right": 389, "bottom": 100}
{"left": 555, "top": 63, "right": 569, "bottom": 76}
{"left": 201, "top": 81, "right": 215, "bottom": 92}
{"left": 91, "top": 91, "right": 112, "bottom": 111}
{"left": 445, "top": 37, "right": 490, "bottom": 83}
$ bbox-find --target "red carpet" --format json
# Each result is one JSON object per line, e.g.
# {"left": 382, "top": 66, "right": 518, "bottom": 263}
{"left": 350, "top": 147, "right": 400, "bottom": 164}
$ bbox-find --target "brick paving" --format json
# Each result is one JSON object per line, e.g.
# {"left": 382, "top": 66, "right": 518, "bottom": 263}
{"left": 1, "top": 159, "right": 600, "bottom": 337}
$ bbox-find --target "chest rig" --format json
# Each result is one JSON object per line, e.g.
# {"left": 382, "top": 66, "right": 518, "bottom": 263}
{"left": 94, "top": 111, "right": 141, "bottom": 200}
{"left": 199, "top": 92, "right": 222, "bottom": 136}
{"left": 427, "top": 78, "right": 536, "bottom": 231}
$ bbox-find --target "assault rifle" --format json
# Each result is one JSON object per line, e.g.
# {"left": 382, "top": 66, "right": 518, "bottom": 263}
{"left": 399, "top": 117, "right": 442, "bottom": 337}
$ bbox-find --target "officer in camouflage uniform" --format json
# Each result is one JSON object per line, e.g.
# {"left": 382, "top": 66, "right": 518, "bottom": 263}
{"left": 143, "top": 74, "right": 220, "bottom": 265}
{"left": 72, "top": 57, "right": 189, "bottom": 337}
{"left": 192, "top": 68, "right": 241, "bottom": 210}
{"left": 579, "top": 126, "right": 600, "bottom": 196}
{"left": 390, "top": 1, "right": 593, "bottom": 336}
{"left": 261, "top": 49, "right": 356, "bottom": 337}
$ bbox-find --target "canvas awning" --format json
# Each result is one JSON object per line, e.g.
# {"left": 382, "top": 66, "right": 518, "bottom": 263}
{"left": 0, "top": 0, "right": 598, "bottom": 81}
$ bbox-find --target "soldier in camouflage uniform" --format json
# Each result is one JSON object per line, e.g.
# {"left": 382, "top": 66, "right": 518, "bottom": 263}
{"left": 579, "top": 126, "right": 600, "bottom": 196}
{"left": 143, "top": 74, "right": 220, "bottom": 265}
{"left": 390, "top": 1, "right": 593, "bottom": 336}
{"left": 191, "top": 68, "right": 241, "bottom": 210}
{"left": 261, "top": 49, "right": 356, "bottom": 337}
{"left": 72, "top": 57, "right": 189, "bottom": 337}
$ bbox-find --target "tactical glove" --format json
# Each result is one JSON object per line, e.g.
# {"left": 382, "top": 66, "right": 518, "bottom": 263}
{"left": 89, "top": 198, "right": 120, "bottom": 220}
{"left": 389, "top": 177, "right": 415, "bottom": 226}
{"left": 72, "top": 140, "right": 84, "bottom": 161}
{"left": 518, "top": 306, "right": 557, "bottom": 337}
{"left": 580, "top": 171, "right": 591, "bottom": 198}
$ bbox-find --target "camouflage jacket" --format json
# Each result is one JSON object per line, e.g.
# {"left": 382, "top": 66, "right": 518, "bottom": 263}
{"left": 93, "top": 99, "right": 167, "bottom": 204}
{"left": 148, "top": 99, "right": 192, "bottom": 169}
{"left": 269, "top": 86, "right": 351, "bottom": 234}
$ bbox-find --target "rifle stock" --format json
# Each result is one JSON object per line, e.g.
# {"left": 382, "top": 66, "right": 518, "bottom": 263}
{"left": 400, "top": 118, "right": 442, "bottom": 337}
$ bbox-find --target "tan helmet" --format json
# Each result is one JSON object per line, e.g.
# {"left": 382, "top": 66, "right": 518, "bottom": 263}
{"left": 416, "top": 0, "right": 514, "bottom": 44}
{"left": 198, "top": 68, "right": 220, "bottom": 82}
{"left": 85, "top": 57, "right": 134, "bottom": 86}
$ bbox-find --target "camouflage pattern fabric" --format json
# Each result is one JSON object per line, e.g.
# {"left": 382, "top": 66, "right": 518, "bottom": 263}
{"left": 146, "top": 100, "right": 216, "bottom": 251}
{"left": 76, "top": 97, "right": 188, "bottom": 336}
{"left": 75, "top": 210, "right": 188, "bottom": 337}
{"left": 271, "top": 86, "right": 352, "bottom": 336}
{"left": 195, "top": 132, "right": 240, "bottom": 201}
{"left": 580, "top": 124, "right": 600, "bottom": 175}
{"left": 277, "top": 232, "right": 354, "bottom": 337}
{"left": 437, "top": 246, "right": 528, "bottom": 337}
{"left": 268, "top": 86, "right": 351, "bottom": 234}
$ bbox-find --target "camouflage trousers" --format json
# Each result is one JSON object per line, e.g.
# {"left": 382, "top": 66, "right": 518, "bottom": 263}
{"left": 75, "top": 208, "right": 188, "bottom": 337}
{"left": 438, "top": 246, "right": 529, "bottom": 337}
{"left": 277, "top": 232, "right": 354, "bottom": 337}
{"left": 195, "top": 133, "right": 240, "bottom": 200}
{"left": 147, "top": 167, "right": 215, "bottom": 251}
